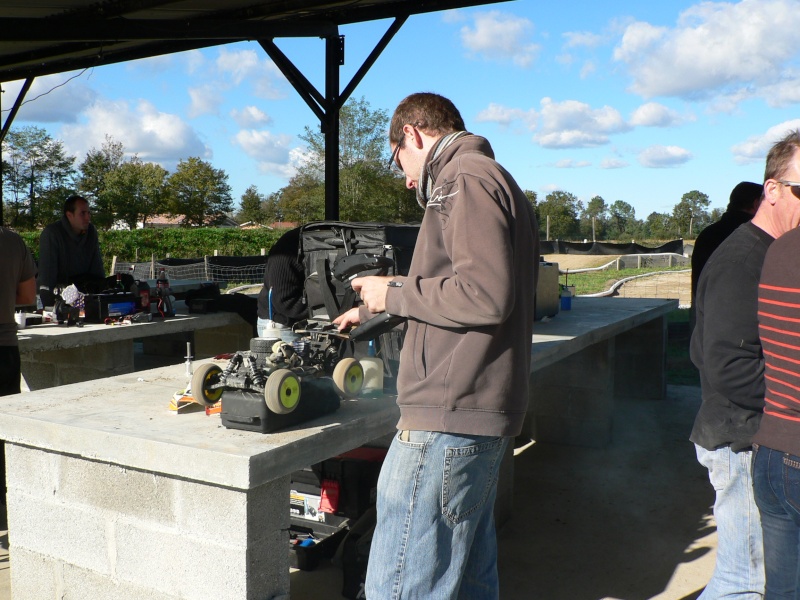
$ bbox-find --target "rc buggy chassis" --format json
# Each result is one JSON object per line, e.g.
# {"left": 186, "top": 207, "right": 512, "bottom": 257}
{"left": 191, "top": 319, "right": 364, "bottom": 415}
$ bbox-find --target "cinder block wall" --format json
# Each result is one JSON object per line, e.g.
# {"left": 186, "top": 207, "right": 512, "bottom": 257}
{"left": 526, "top": 339, "right": 616, "bottom": 448}
{"left": 21, "top": 340, "right": 135, "bottom": 391}
{"left": 6, "top": 443, "right": 291, "bottom": 600}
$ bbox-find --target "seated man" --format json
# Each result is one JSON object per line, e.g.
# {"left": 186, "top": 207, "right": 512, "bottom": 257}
{"left": 37, "top": 195, "right": 105, "bottom": 306}
{"left": 256, "top": 226, "right": 306, "bottom": 338}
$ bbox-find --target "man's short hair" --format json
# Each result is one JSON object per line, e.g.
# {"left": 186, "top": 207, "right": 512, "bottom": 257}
{"left": 764, "top": 129, "right": 800, "bottom": 182}
{"left": 728, "top": 181, "right": 763, "bottom": 211}
{"left": 63, "top": 195, "right": 87, "bottom": 216}
{"left": 389, "top": 93, "right": 466, "bottom": 145}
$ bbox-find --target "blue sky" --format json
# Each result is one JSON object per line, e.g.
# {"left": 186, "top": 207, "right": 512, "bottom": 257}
{"left": 4, "top": 0, "right": 800, "bottom": 218}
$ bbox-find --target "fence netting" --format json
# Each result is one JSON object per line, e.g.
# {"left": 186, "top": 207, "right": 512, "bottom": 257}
{"left": 112, "top": 255, "right": 268, "bottom": 286}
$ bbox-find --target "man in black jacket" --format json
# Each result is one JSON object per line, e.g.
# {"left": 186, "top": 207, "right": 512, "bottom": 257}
{"left": 256, "top": 227, "right": 306, "bottom": 338}
{"left": 691, "top": 130, "right": 800, "bottom": 599}
{"left": 691, "top": 181, "right": 762, "bottom": 303}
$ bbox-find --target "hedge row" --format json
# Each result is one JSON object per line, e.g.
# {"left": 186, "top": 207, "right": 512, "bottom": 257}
{"left": 20, "top": 227, "right": 289, "bottom": 272}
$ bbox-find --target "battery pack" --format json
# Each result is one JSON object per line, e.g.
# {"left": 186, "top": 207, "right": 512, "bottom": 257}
{"left": 221, "top": 379, "right": 341, "bottom": 433}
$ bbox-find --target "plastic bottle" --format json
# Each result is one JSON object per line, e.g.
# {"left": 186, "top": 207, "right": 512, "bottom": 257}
{"left": 359, "top": 341, "right": 384, "bottom": 396}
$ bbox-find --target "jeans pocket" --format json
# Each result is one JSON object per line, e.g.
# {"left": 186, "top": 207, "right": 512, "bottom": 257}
{"left": 442, "top": 436, "right": 506, "bottom": 525}
{"left": 697, "top": 445, "right": 731, "bottom": 491}
{"left": 782, "top": 454, "right": 800, "bottom": 514}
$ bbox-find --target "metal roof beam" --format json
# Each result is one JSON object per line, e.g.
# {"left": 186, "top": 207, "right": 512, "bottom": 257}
{"left": 0, "top": 18, "right": 338, "bottom": 42}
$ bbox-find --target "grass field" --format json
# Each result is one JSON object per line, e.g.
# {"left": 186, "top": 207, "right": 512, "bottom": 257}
{"left": 666, "top": 308, "right": 699, "bottom": 386}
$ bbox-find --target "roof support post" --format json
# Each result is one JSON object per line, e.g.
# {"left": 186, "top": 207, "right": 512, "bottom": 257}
{"left": 324, "top": 35, "right": 343, "bottom": 221}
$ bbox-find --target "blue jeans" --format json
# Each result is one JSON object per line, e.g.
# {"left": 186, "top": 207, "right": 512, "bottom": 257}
{"left": 753, "top": 445, "right": 800, "bottom": 599}
{"left": 365, "top": 431, "right": 509, "bottom": 600}
{"left": 695, "top": 444, "right": 765, "bottom": 599}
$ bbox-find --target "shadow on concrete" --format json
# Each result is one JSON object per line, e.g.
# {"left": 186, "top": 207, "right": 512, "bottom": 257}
{"left": 498, "top": 385, "right": 714, "bottom": 600}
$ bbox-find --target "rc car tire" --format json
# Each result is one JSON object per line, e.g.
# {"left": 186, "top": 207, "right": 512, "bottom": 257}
{"left": 332, "top": 358, "right": 364, "bottom": 398}
{"left": 265, "top": 369, "right": 301, "bottom": 414}
{"left": 191, "top": 363, "right": 224, "bottom": 406}
{"left": 250, "top": 337, "right": 273, "bottom": 354}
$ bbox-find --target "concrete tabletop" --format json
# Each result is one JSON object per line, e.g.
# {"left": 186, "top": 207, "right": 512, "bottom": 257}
{"left": 0, "top": 359, "right": 400, "bottom": 491}
{"left": 17, "top": 308, "right": 246, "bottom": 352}
{"left": 0, "top": 296, "right": 676, "bottom": 493}
{"left": 530, "top": 296, "right": 677, "bottom": 371}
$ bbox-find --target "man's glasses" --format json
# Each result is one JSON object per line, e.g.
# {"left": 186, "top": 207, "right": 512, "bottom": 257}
{"left": 388, "top": 141, "right": 404, "bottom": 175}
{"left": 778, "top": 180, "right": 800, "bottom": 198}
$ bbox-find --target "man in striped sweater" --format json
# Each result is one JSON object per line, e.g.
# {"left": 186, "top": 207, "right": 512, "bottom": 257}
{"left": 691, "top": 129, "right": 800, "bottom": 599}
{"left": 752, "top": 181, "right": 800, "bottom": 597}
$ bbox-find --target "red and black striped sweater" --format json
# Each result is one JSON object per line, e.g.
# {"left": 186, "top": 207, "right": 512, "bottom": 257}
{"left": 754, "top": 226, "right": 800, "bottom": 456}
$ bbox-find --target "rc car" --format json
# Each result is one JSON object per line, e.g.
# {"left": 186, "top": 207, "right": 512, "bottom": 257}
{"left": 191, "top": 319, "right": 364, "bottom": 416}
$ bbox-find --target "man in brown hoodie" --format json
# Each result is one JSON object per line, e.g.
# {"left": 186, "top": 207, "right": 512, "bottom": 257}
{"left": 336, "top": 92, "right": 539, "bottom": 599}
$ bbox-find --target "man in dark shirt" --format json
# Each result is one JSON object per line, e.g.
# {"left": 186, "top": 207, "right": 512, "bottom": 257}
{"left": 691, "top": 130, "right": 800, "bottom": 598}
{"left": 37, "top": 195, "right": 105, "bottom": 306}
{"left": 256, "top": 227, "right": 306, "bottom": 338}
{"left": 691, "top": 181, "right": 762, "bottom": 302}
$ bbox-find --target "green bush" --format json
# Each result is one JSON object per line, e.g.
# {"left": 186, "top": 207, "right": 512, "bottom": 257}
{"left": 20, "top": 227, "right": 288, "bottom": 272}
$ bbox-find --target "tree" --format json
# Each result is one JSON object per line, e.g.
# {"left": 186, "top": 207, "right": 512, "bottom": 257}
{"left": 277, "top": 172, "right": 325, "bottom": 224}
{"left": 581, "top": 195, "right": 607, "bottom": 241}
{"left": 644, "top": 211, "right": 673, "bottom": 240}
{"left": 237, "top": 185, "right": 266, "bottom": 224}
{"left": 1, "top": 126, "right": 76, "bottom": 229}
{"left": 77, "top": 135, "right": 125, "bottom": 229}
{"left": 607, "top": 200, "right": 637, "bottom": 240}
{"left": 167, "top": 157, "right": 233, "bottom": 227}
{"left": 672, "top": 190, "right": 710, "bottom": 238}
{"left": 103, "top": 158, "right": 169, "bottom": 229}
{"left": 283, "top": 96, "right": 414, "bottom": 223}
{"left": 537, "top": 191, "right": 581, "bottom": 240}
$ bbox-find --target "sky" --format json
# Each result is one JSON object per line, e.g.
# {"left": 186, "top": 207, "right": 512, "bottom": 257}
{"left": 4, "top": 0, "right": 800, "bottom": 219}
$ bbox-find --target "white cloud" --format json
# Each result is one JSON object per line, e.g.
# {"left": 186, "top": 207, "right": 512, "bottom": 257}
{"left": 188, "top": 84, "right": 224, "bottom": 118}
{"left": 216, "top": 48, "right": 261, "bottom": 86}
{"left": 731, "top": 119, "right": 800, "bottom": 164}
{"left": 534, "top": 97, "right": 630, "bottom": 148}
{"left": 215, "top": 48, "right": 286, "bottom": 100}
{"left": 441, "top": 9, "right": 465, "bottom": 24}
{"left": 600, "top": 157, "right": 629, "bottom": 169}
{"left": 629, "top": 102, "right": 688, "bottom": 127}
{"left": 638, "top": 144, "right": 692, "bottom": 167}
{"left": 460, "top": 11, "right": 539, "bottom": 68}
{"left": 475, "top": 103, "right": 537, "bottom": 129}
{"left": 233, "top": 129, "right": 296, "bottom": 178}
{"left": 613, "top": 0, "right": 800, "bottom": 99}
{"left": 231, "top": 106, "right": 273, "bottom": 128}
{"left": 554, "top": 159, "right": 591, "bottom": 168}
{"left": 579, "top": 61, "right": 596, "bottom": 79}
{"left": 59, "top": 99, "right": 210, "bottom": 169}
{"left": 563, "top": 31, "right": 605, "bottom": 49}
{"left": 185, "top": 50, "right": 206, "bottom": 75}
{"left": 5, "top": 74, "right": 96, "bottom": 123}
{"left": 758, "top": 72, "right": 800, "bottom": 108}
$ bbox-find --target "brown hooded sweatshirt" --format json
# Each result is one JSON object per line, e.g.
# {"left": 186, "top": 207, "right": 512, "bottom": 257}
{"left": 382, "top": 133, "right": 539, "bottom": 437}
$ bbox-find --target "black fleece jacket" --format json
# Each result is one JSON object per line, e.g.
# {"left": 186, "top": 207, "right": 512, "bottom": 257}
{"left": 690, "top": 222, "right": 774, "bottom": 451}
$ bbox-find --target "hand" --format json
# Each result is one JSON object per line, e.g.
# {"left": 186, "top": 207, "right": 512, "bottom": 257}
{"left": 352, "top": 275, "right": 393, "bottom": 313}
{"left": 334, "top": 307, "right": 361, "bottom": 331}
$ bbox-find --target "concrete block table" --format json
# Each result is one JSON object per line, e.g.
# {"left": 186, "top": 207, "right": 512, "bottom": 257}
{"left": 18, "top": 307, "right": 253, "bottom": 390}
{"left": 0, "top": 362, "right": 401, "bottom": 599}
{"left": 526, "top": 296, "right": 678, "bottom": 448}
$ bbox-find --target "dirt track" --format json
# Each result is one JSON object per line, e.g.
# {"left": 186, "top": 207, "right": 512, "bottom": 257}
{"left": 543, "top": 254, "right": 692, "bottom": 307}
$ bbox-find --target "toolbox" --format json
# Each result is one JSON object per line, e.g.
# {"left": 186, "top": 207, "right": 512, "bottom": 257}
{"left": 83, "top": 292, "right": 139, "bottom": 323}
{"left": 289, "top": 517, "right": 349, "bottom": 571}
